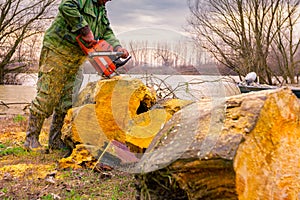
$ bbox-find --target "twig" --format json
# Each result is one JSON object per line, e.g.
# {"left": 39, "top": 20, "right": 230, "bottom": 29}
{"left": 0, "top": 101, "right": 10, "bottom": 108}
{"left": 139, "top": 74, "right": 237, "bottom": 101}
{"left": 0, "top": 100, "right": 30, "bottom": 108}
{"left": 92, "top": 141, "right": 111, "bottom": 172}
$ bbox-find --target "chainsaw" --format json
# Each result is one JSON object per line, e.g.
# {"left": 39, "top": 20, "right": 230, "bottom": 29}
{"left": 76, "top": 35, "right": 131, "bottom": 78}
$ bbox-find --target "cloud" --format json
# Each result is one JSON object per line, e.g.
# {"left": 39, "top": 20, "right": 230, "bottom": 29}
{"left": 106, "top": 0, "right": 190, "bottom": 34}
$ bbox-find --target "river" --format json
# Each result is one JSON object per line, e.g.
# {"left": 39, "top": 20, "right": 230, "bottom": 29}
{"left": 0, "top": 74, "right": 240, "bottom": 116}
{"left": 0, "top": 85, "right": 36, "bottom": 116}
{"left": 0, "top": 85, "right": 36, "bottom": 103}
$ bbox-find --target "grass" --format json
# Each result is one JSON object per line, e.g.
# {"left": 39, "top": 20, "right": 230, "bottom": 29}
{"left": 12, "top": 114, "right": 26, "bottom": 123}
{"left": 0, "top": 149, "right": 136, "bottom": 199}
{"left": 0, "top": 144, "right": 28, "bottom": 156}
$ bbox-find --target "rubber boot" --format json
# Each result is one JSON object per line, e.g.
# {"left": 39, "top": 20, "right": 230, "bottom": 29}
{"left": 48, "top": 111, "right": 67, "bottom": 150}
{"left": 24, "top": 112, "right": 45, "bottom": 150}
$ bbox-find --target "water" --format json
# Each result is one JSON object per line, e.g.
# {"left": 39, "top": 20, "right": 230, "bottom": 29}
{"left": 0, "top": 85, "right": 36, "bottom": 103}
{"left": 0, "top": 74, "right": 240, "bottom": 115}
{"left": 0, "top": 85, "right": 36, "bottom": 116}
{"left": 81, "top": 74, "right": 240, "bottom": 100}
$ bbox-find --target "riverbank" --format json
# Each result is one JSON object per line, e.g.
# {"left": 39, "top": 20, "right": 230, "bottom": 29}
{"left": 0, "top": 82, "right": 136, "bottom": 199}
{"left": 1, "top": 74, "right": 299, "bottom": 199}
{"left": 0, "top": 115, "right": 136, "bottom": 199}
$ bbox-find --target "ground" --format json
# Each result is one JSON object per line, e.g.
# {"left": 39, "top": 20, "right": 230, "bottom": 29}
{"left": 0, "top": 115, "right": 136, "bottom": 200}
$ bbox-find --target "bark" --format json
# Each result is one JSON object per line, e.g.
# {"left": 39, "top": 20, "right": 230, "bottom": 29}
{"left": 135, "top": 88, "right": 300, "bottom": 199}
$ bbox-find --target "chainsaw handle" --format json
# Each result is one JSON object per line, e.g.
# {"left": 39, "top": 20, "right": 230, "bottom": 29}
{"left": 76, "top": 34, "right": 89, "bottom": 55}
{"left": 114, "top": 55, "right": 131, "bottom": 68}
{"left": 76, "top": 34, "right": 97, "bottom": 55}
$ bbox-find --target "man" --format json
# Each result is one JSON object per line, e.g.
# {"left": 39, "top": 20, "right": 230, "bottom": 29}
{"left": 24, "top": 0, "right": 129, "bottom": 151}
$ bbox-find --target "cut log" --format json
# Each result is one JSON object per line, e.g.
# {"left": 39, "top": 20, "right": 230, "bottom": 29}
{"left": 60, "top": 104, "right": 139, "bottom": 169}
{"left": 73, "top": 81, "right": 99, "bottom": 106}
{"left": 126, "top": 99, "right": 193, "bottom": 149}
{"left": 67, "top": 76, "right": 157, "bottom": 142}
{"left": 234, "top": 91, "right": 300, "bottom": 200}
{"left": 61, "top": 104, "right": 110, "bottom": 150}
{"left": 93, "top": 76, "right": 156, "bottom": 142}
{"left": 60, "top": 77, "right": 192, "bottom": 169}
{"left": 135, "top": 88, "right": 300, "bottom": 199}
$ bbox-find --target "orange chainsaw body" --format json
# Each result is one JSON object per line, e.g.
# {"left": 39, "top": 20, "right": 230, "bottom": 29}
{"left": 76, "top": 36, "right": 117, "bottom": 77}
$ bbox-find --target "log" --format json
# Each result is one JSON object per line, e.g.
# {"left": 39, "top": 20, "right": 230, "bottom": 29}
{"left": 126, "top": 99, "right": 193, "bottom": 149}
{"left": 73, "top": 81, "right": 99, "bottom": 106}
{"left": 60, "top": 77, "right": 193, "bottom": 169}
{"left": 93, "top": 76, "right": 157, "bottom": 142}
{"left": 135, "top": 88, "right": 300, "bottom": 199}
{"left": 59, "top": 104, "right": 139, "bottom": 169}
{"left": 63, "top": 76, "right": 157, "bottom": 144}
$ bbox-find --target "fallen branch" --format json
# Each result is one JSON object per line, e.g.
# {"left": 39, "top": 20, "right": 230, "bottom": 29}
{"left": 0, "top": 101, "right": 9, "bottom": 108}
{"left": 0, "top": 100, "right": 30, "bottom": 109}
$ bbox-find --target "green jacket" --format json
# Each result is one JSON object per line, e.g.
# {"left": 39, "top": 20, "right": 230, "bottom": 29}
{"left": 43, "top": 0, "right": 121, "bottom": 56}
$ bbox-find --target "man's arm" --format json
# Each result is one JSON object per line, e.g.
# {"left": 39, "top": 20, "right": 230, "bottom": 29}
{"left": 103, "top": 27, "right": 129, "bottom": 58}
{"left": 59, "top": 0, "right": 88, "bottom": 33}
{"left": 59, "top": 0, "right": 95, "bottom": 43}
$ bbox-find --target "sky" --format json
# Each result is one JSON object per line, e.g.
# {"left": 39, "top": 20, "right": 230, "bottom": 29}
{"left": 102, "top": 0, "right": 205, "bottom": 68}
{"left": 105, "top": 0, "right": 191, "bottom": 42}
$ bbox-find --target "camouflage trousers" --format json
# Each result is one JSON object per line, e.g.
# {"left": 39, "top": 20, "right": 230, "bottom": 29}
{"left": 30, "top": 46, "right": 86, "bottom": 118}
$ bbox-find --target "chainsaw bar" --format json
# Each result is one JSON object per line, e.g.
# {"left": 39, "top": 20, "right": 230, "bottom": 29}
{"left": 88, "top": 52, "right": 124, "bottom": 57}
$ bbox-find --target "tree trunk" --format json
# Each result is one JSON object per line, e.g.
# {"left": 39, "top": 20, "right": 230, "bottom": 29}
{"left": 135, "top": 88, "right": 300, "bottom": 199}
{"left": 0, "top": 66, "right": 4, "bottom": 84}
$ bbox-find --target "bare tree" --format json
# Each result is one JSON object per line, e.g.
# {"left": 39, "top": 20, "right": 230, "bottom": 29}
{"left": 127, "top": 40, "right": 203, "bottom": 69}
{"left": 270, "top": 0, "right": 300, "bottom": 84}
{"left": 0, "top": 0, "right": 56, "bottom": 84}
{"left": 153, "top": 43, "right": 175, "bottom": 67}
{"left": 188, "top": 0, "right": 300, "bottom": 84}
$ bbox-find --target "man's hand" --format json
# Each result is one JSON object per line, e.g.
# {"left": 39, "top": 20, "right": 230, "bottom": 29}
{"left": 80, "top": 26, "right": 96, "bottom": 46}
{"left": 98, "top": 0, "right": 111, "bottom": 5}
{"left": 81, "top": 31, "right": 94, "bottom": 43}
{"left": 115, "top": 46, "right": 129, "bottom": 58}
